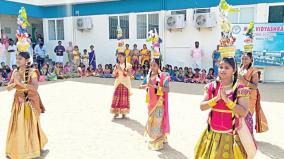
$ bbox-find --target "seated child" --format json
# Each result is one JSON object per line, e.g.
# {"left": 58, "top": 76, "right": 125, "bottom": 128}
{"left": 55, "top": 62, "right": 65, "bottom": 79}
{"left": 200, "top": 69, "right": 209, "bottom": 84}
{"left": 207, "top": 68, "right": 215, "bottom": 81}
{"left": 95, "top": 64, "right": 104, "bottom": 77}
{"left": 135, "top": 64, "right": 144, "bottom": 80}
{"left": 103, "top": 64, "right": 112, "bottom": 78}
{"left": 184, "top": 67, "right": 194, "bottom": 83}
{"left": 192, "top": 68, "right": 201, "bottom": 83}
{"left": 77, "top": 63, "right": 87, "bottom": 78}
{"left": 174, "top": 67, "right": 184, "bottom": 82}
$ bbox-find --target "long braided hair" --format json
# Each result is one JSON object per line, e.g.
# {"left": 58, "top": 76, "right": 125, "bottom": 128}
{"left": 208, "top": 57, "right": 238, "bottom": 133}
{"left": 17, "top": 52, "right": 31, "bottom": 102}
{"left": 147, "top": 59, "right": 161, "bottom": 94}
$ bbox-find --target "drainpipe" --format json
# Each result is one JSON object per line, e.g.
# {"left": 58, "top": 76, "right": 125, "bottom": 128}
{"left": 161, "top": 0, "right": 166, "bottom": 66}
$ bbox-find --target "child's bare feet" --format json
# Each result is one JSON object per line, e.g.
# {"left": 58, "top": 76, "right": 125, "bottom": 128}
{"left": 114, "top": 114, "right": 119, "bottom": 118}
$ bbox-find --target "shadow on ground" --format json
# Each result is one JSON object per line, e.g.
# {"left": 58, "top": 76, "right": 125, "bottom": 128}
{"left": 112, "top": 118, "right": 189, "bottom": 159}
{"left": 257, "top": 141, "right": 284, "bottom": 159}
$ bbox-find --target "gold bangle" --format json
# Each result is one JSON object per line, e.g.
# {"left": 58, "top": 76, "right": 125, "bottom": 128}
{"left": 208, "top": 98, "right": 217, "bottom": 108}
{"left": 226, "top": 100, "right": 236, "bottom": 109}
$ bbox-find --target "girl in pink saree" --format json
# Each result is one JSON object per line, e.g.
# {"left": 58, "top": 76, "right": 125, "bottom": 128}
{"left": 140, "top": 59, "right": 170, "bottom": 151}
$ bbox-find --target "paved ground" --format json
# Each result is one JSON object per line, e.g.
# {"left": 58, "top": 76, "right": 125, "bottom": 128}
{"left": 0, "top": 77, "right": 283, "bottom": 159}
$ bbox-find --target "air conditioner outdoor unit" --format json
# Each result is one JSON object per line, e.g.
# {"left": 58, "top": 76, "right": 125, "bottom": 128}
{"left": 166, "top": 14, "right": 185, "bottom": 29}
{"left": 194, "top": 13, "right": 216, "bottom": 28}
{"left": 76, "top": 17, "right": 93, "bottom": 30}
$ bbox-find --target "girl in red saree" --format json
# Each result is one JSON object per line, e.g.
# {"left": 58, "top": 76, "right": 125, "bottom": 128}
{"left": 6, "top": 52, "right": 48, "bottom": 159}
{"left": 140, "top": 59, "right": 170, "bottom": 151}
{"left": 238, "top": 52, "right": 268, "bottom": 134}
{"left": 195, "top": 57, "right": 256, "bottom": 159}
{"left": 111, "top": 52, "right": 132, "bottom": 118}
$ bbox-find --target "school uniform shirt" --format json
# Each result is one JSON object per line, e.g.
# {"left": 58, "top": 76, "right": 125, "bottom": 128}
{"left": 34, "top": 44, "right": 46, "bottom": 58}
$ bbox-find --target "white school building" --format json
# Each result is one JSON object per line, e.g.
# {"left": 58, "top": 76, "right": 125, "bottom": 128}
{"left": 1, "top": 0, "right": 284, "bottom": 82}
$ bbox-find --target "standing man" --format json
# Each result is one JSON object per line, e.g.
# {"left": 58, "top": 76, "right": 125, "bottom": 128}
{"left": 54, "top": 41, "right": 65, "bottom": 64}
{"left": 0, "top": 39, "right": 6, "bottom": 64}
{"left": 191, "top": 41, "right": 204, "bottom": 69}
{"left": 66, "top": 41, "right": 73, "bottom": 64}
{"left": 34, "top": 42, "right": 46, "bottom": 73}
{"left": 7, "top": 39, "right": 17, "bottom": 67}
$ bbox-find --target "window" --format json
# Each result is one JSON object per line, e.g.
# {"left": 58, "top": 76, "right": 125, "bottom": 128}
{"left": 171, "top": 10, "right": 187, "bottom": 21}
{"left": 109, "top": 15, "right": 129, "bottom": 39}
{"left": 136, "top": 13, "right": 159, "bottom": 39}
{"left": 56, "top": 20, "right": 64, "bottom": 40}
{"left": 269, "top": 6, "right": 284, "bottom": 23}
{"left": 137, "top": 14, "right": 147, "bottom": 39}
{"left": 48, "top": 20, "right": 64, "bottom": 40}
{"left": 228, "top": 7, "right": 255, "bottom": 23}
{"left": 148, "top": 14, "right": 159, "bottom": 33}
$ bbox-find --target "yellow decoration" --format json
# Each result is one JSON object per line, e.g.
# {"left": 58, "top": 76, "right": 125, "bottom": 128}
{"left": 219, "top": 46, "right": 236, "bottom": 59}
{"left": 24, "top": 103, "right": 31, "bottom": 121}
{"left": 146, "top": 92, "right": 150, "bottom": 103}
{"left": 208, "top": 98, "right": 217, "bottom": 108}
{"left": 156, "top": 86, "right": 163, "bottom": 96}
{"left": 226, "top": 100, "right": 236, "bottom": 109}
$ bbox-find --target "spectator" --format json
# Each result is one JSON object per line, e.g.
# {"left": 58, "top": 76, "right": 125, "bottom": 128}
{"left": 95, "top": 64, "right": 104, "bottom": 77}
{"left": 174, "top": 67, "right": 184, "bottom": 82}
{"left": 200, "top": 69, "right": 208, "bottom": 84}
{"left": 140, "top": 44, "right": 151, "bottom": 66}
{"left": 34, "top": 42, "right": 47, "bottom": 73}
{"left": 0, "top": 39, "right": 6, "bottom": 63}
{"left": 89, "top": 45, "right": 96, "bottom": 70}
{"left": 167, "top": 65, "right": 175, "bottom": 80}
{"left": 54, "top": 41, "right": 65, "bottom": 64}
{"left": 124, "top": 44, "right": 132, "bottom": 64}
{"left": 135, "top": 64, "right": 144, "bottom": 80}
{"left": 132, "top": 44, "right": 140, "bottom": 65}
{"left": 207, "top": 68, "right": 215, "bottom": 81}
{"left": 191, "top": 41, "right": 204, "bottom": 69}
{"left": 66, "top": 41, "right": 73, "bottom": 64}
{"left": 82, "top": 49, "right": 89, "bottom": 67}
{"left": 8, "top": 39, "right": 17, "bottom": 67}
{"left": 73, "top": 45, "right": 81, "bottom": 67}
{"left": 103, "top": 64, "right": 112, "bottom": 78}
{"left": 1, "top": 29, "right": 9, "bottom": 49}
{"left": 212, "top": 45, "right": 220, "bottom": 77}
{"left": 192, "top": 68, "right": 201, "bottom": 83}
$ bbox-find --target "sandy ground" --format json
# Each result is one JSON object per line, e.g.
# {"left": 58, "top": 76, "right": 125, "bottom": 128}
{"left": 0, "top": 77, "right": 283, "bottom": 159}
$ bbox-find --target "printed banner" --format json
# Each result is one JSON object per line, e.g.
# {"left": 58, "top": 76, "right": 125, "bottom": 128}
{"left": 232, "top": 23, "right": 284, "bottom": 67}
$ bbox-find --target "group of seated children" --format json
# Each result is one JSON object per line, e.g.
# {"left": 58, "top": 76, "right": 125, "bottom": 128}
{"left": 166, "top": 65, "right": 215, "bottom": 84}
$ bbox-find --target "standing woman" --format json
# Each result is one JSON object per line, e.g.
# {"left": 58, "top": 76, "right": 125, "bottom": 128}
{"left": 89, "top": 45, "right": 96, "bottom": 71}
{"left": 212, "top": 45, "right": 220, "bottom": 77}
{"left": 6, "top": 52, "right": 48, "bottom": 159}
{"left": 140, "top": 59, "right": 170, "bottom": 151}
{"left": 111, "top": 52, "right": 132, "bottom": 118}
{"left": 194, "top": 57, "right": 255, "bottom": 159}
{"left": 238, "top": 52, "right": 268, "bottom": 133}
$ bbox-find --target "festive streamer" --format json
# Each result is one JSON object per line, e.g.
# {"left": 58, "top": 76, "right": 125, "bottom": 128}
{"left": 116, "top": 26, "right": 124, "bottom": 53}
{"left": 146, "top": 29, "right": 162, "bottom": 60}
{"left": 218, "top": 0, "right": 239, "bottom": 59}
{"left": 16, "top": 7, "right": 31, "bottom": 53}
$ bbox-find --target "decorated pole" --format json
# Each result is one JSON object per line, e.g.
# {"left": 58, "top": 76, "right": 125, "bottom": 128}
{"left": 146, "top": 29, "right": 162, "bottom": 62}
{"left": 16, "top": 7, "right": 31, "bottom": 54}
{"left": 218, "top": 0, "right": 239, "bottom": 59}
